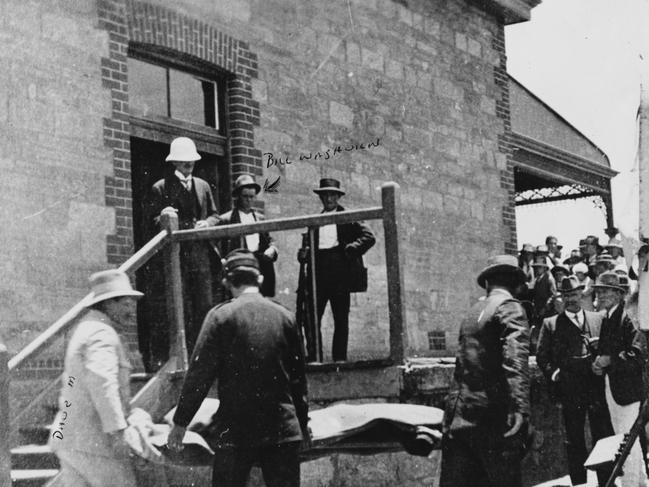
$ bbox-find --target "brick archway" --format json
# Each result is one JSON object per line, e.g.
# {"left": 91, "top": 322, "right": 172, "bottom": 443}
{"left": 97, "top": 0, "right": 262, "bottom": 264}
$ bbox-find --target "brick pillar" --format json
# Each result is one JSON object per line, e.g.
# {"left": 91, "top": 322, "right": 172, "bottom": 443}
{"left": 493, "top": 25, "right": 518, "bottom": 255}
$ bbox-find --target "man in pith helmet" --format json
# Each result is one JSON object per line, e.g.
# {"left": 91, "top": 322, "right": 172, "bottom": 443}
{"left": 147, "top": 137, "right": 220, "bottom": 364}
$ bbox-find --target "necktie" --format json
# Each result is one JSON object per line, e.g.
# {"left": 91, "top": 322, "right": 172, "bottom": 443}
{"left": 180, "top": 178, "right": 191, "bottom": 191}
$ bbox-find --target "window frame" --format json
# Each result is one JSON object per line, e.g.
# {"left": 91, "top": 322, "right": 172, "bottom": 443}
{"left": 127, "top": 43, "right": 229, "bottom": 140}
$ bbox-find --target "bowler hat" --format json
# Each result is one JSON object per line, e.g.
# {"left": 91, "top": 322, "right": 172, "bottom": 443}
{"left": 535, "top": 245, "right": 550, "bottom": 256}
{"left": 593, "top": 271, "right": 626, "bottom": 292}
{"left": 520, "top": 243, "right": 535, "bottom": 254}
{"left": 87, "top": 269, "right": 143, "bottom": 306}
{"left": 531, "top": 255, "right": 551, "bottom": 268}
{"left": 476, "top": 255, "right": 526, "bottom": 289}
{"left": 573, "top": 262, "right": 588, "bottom": 274}
{"left": 233, "top": 174, "right": 261, "bottom": 195}
{"left": 313, "top": 178, "right": 345, "bottom": 195}
{"left": 223, "top": 249, "right": 260, "bottom": 273}
{"left": 550, "top": 263, "right": 571, "bottom": 278}
{"left": 557, "top": 275, "right": 584, "bottom": 294}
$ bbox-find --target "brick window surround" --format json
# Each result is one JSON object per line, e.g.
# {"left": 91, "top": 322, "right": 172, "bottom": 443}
{"left": 97, "top": 0, "right": 262, "bottom": 265}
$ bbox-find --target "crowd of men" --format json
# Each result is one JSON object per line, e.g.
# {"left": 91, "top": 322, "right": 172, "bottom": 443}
{"left": 441, "top": 237, "right": 649, "bottom": 487}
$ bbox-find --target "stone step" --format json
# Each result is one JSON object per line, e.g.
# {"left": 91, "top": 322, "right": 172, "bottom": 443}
{"left": 18, "top": 424, "right": 52, "bottom": 446}
{"left": 11, "top": 444, "right": 59, "bottom": 470}
{"left": 10, "top": 469, "right": 58, "bottom": 487}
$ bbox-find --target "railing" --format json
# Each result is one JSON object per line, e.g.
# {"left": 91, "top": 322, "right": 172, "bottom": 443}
{"left": 0, "top": 182, "right": 405, "bottom": 477}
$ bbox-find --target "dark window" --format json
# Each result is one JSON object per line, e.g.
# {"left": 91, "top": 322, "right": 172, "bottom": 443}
{"left": 428, "top": 331, "right": 446, "bottom": 351}
{"left": 128, "top": 57, "right": 222, "bottom": 131}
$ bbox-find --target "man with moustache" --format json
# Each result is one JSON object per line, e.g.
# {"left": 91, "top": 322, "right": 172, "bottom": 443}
{"left": 536, "top": 275, "right": 613, "bottom": 487}
{"left": 147, "top": 137, "right": 220, "bottom": 361}
{"left": 592, "top": 272, "right": 648, "bottom": 487}
{"left": 218, "top": 174, "right": 278, "bottom": 297}
{"left": 298, "top": 178, "right": 375, "bottom": 362}
{"left": 49, "top": 270, "right": 143, "bottom": 487}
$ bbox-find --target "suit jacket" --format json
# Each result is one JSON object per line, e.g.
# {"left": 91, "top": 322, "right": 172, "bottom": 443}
{"left": 173, "top": 292, "right": 308, "bottom": 447}
{"left": 148, "top": 175, "right": 221, "bottom": 273}
{"left": 149, "top": 176, "right": 219, "bottom": 230}
{"left": 218, "top": 208, "right": 277, "bottom": 297}
{"left": 314, "top": 205, "right": 376, "bottom": 293}
{"left": 443, "top": 289, "right": 530, "bottom": 433}
{"left": 598, "top": 305, "right": 647, "bottom": 405}
{"left": 536, "top": 310, "right": 605, "bottom": 405}
{"left": 49, "top": 310, "right": 131, "bottom": 458}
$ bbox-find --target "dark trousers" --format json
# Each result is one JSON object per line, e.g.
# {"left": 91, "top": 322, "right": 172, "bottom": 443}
{"left": 211, "top": 443, "right": 300, "bottom": 487}
{"left": 314, "top": 247, "right": 351, "bottom": 361}
{"left": 562, "top": 401, "right": 614, "bottom": 486}
{"left": 440, "top": 427, "right": 524, "bottom": 487}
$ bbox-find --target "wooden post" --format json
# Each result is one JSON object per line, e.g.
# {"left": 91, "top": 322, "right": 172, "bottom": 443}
{"left": 0, "top": 345, "right": 10, "bottom": 487}
{"left": 382, "top": 182, "right": 407, "bottom": 362}
{"left": 307, "top": 227, "right": 322, "bottom": 362}
{"left": 639, "top": 78, "right": 649, "bottom": 330}
{"left": 160, "top": 212, "right": 188, "bottom": 370}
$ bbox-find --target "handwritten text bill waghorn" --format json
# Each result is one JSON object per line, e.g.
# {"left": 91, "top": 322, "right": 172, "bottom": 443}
{"left": 264, "top": 137, "right": 381, "bottom": 168}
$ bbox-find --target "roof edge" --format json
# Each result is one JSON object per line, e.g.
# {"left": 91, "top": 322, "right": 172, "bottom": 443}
{"left": 470, "top": 0, "right": 542, "bottom": 25}
{"left": 508, "top": 73, "right": 612, "bottom": 168}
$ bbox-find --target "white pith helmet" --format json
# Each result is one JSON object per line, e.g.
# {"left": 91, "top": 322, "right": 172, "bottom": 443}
{"left": 165, "top": 137, "right": 201, "bottom": 162}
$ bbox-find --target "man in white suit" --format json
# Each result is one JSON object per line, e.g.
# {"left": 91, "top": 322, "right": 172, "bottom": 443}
{"left": 49, "top": 269, "right": 143, "bottom": 486}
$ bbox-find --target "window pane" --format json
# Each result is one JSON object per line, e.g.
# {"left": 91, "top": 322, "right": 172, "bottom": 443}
{"left": 169, "top": 68, "right": 206, "bottom": 126}
{"left": 128, "top": 58, "right": 167, "bottom": 118}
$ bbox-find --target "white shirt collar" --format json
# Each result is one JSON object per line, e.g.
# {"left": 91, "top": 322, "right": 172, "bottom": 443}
{"left": 607, "top": 304, "right": 619, "bottom": 318}
{"left": 489, "top": 288, "right": 513, "bottom": 299}
{"left": 175, "top": 170, "right": 192, "bottom": 183}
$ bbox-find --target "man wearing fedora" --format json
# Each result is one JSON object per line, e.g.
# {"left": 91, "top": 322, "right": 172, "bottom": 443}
{"left": 218, "top": 174, "right": 278, "bottom": 297}
{"left": 536, "top": 275, "right": 613, "bottom": 487}
{"left": 592, "top": 272, "right": 648, "bottom": 487}
{"left": 49, "top": 270, "right": 143, "bottom": 487}
{"left": 147, "top": 136, "right": 220, "bottom": 363}
{"left": 168, "top": 250, "right": 309, "bottom": 487}
{"left": 298, "top": 178, "right": 375, "bottom": 362}
{"left": 440, "top": 255, "right": 530, "bottom": 487}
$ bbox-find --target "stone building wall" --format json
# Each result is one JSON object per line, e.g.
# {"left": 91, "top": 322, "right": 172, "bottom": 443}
{"left": 1, "top": 0, "right": 518, "bottom": 365}
{"left": 0, "top": 0, "right": 117, "bottom": 366}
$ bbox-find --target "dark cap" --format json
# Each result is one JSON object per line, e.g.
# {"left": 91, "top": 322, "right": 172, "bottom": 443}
{"left": 223, "top": 249, "right": 259, "bottom": 273}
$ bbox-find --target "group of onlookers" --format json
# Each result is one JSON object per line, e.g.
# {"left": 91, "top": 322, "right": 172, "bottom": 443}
{"left": 522, "top": 234, "right": 647, "bottom": 487}
{"left": 441, "top": 236, "right": 649, "bottom": 487}
{"left": 519, "top": 234, "right": 633, "bottom": 342}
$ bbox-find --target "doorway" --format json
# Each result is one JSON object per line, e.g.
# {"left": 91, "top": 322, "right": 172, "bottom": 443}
{"left": 130, "top": 136, "right": 229, "bottom": 370}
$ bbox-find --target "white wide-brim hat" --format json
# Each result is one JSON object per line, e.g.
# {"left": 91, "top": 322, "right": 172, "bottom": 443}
{"left": 87, "top": 269, "right": 143, "bottom": 306}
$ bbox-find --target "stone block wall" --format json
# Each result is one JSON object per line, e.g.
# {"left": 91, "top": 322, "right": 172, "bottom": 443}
{"left": 0, "top": 0, "right": 116, "bottom": 360}
{"left": 2, "top": 0, "right": 519, "bottom": 366}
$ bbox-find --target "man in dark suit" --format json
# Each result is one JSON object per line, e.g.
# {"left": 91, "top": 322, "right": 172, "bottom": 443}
{"left": 168, "top": 250, "right": 309, "bottom": 487}
{"left": 218, "top": 174, "right": 278, "bottom": 297}
{"left": 536, "top": 275, "right": 613, "bottom": 487}
{"left": 592, "top": 272, "right": 648, "bottom": 487}
{"left": 440, "top": 255, "right": 530, "bottom": 487}
{"left": 299, "top": 178, "right": 375, "bottom": 362}
{"left": 147, "top": 137, "right": 220, "bottom": 360}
